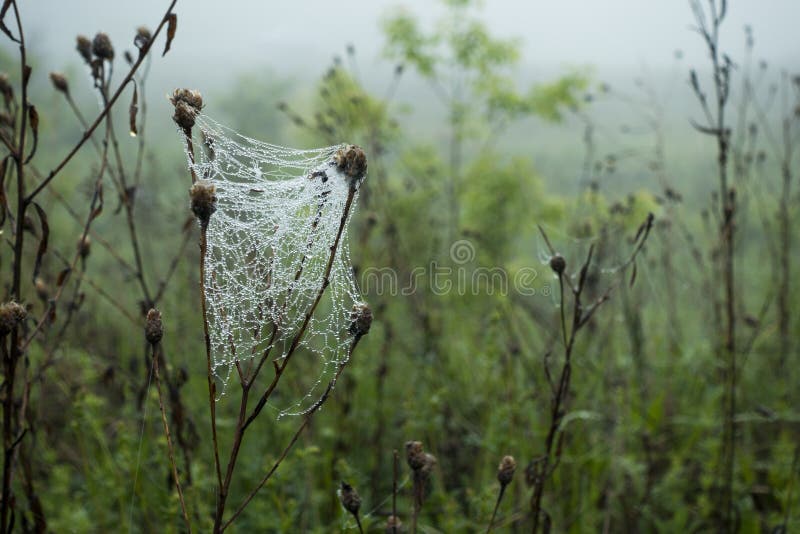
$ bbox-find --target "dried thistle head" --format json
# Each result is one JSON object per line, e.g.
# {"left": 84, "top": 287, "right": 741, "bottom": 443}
{"left": 34, "top": 278, "right": 49, "bottom": 302}
{"left": 134, "top": 26, "right": 152, "bottom": 50}
{"left": 0, "top": 74, "right": 13, "bottom": 104}
{"left": 76, "top": 35, "right": 93, "bottom": 64}
{"left": 549, "top": 253, "right": 566, "bottom": 276}
{"left": 0, "top": 301, "right": 26, "bottom": 336}
{"left": 170, "top": 88, "right": 204, "bottom": 111}
{"left": 338, "top": 482, "right": 361, "bottom": 516}
{"left": 189, "top": 180, "right": 217, "bottom": 224}
{"left": 77, "top": 235, "right": 91, "bottom": 260}
{"left": 49, "top": 72, "right": 69, "bottom": 95}
{"left": 349, "top": 302, "right": 372, "bottom": 337}
{"left": 334, "top": 145, "right": 367, "bottom": 184}
{"left": 92, "top": 32, "right": 114, "bottom": 61}
{"left": 171, "top": 89, "right": 204, "bottom": 132}
{"left": 145, "top": 308, "right": 163, "bottom": 345}
{"left": 385, "top": 515, "right": 404, "bottom": 533}
{"left": 497, "top": 455, "right": 516, "bottom": 487}
{"left": 405, "top": 441, "right": 426, "bottom": 471}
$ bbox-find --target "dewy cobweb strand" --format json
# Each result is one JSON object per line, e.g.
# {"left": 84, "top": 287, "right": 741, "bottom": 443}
{"left": 183, "top": 115, "right": 364, "bottom": 417}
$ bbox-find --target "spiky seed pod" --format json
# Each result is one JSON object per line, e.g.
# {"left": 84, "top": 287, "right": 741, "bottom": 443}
{"left": 349, "top": 302, "right": 372, "bottom": 337}
{"left": 497, "top": 455, "right": 516, "bottom": 487}
{"left": 338, "top": 482, "right": 361, "bottom": 516}
{"left": 0, "top": 301, "right": 27, "bottom": 336}
{"left": 77, "top": 235, "right": 91, "bottom": 259}
{"left": 145, "top": 308, "right": 163, "bottom": 345}
{"left": 405, "top": 441, "right": 426, "bottom": 471}
{"left": 92, "top": 32, "right": 114, "bottom": 61}
{"left": 134, "top": 26, "right": 152, "bottom": 49}
{"left": 334, "top": 144, "right": 367, "bottom": 183}
{"left": 49, "top": 72, "right": 69, "bottom": 95}
{"left": 189, "top": 180, "right": 217, "bottom": 224}
{"left": 549, "top": 253, "right": 566, "bottom": 276}
{"left": 76, "top": 35, "right": 93, "bottom": 64}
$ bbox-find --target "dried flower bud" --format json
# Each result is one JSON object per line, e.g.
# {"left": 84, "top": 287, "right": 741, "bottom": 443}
{"left": 189, "top": 180, "right": 217, "bottom": 224}
{"left": 0, "top": 73, "right": 13, "bottom": 103}
{"left": 76, "top": 35, "right": 93, "bottom": 63}
{"left": 145, "top": 308, "right": 163, "bottom": 345}
{"left": 0, "top": 301, "right": 26, "bottom": 336}
{"left": 134, "top": 26, "right": 152, "bottom": 50}
{"left": 49, "top": 72, "right": 69, "bottom": 95}
{"left": 338, "top": 482, "right": 361, "bottom": 516}
{"left": 549, "top": 253, "right": 566, "bottom": 275}
{"left": 171, "top": 89, "right": 203, "bottom": 132}
{"left": 77, "top": 235, "right": 91, "bottom": 259}
{"left": 34, "top": 278, "right": 49, "bottom": 301}
{"left": 334, "top": 145, "right": 367, "bottom": 183}
{"left": 497, "top": 455, "right": 516, "bottom": 487}
{"left": 170, "top": 88, "right": 203, "bottom": 112}
{"left": 349, "top": 302, "right": 372, "bottom": 337}
{"left": 173, "top": 101, "right": 197, "bottom": 131}
{"left": 385, "top": 515, "right": 403, "bottom": 533}
{"left": 405, "top": 441, "right": 426, "bottom": 471}
{"left": 92, "top": 32, "right": 114, "bottom": 61}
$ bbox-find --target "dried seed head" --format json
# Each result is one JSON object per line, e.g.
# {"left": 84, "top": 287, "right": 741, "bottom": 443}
{"left": 338, "top": 482, "right": 361, "bottom": 516}
{"left": 549, "top": 253, "right": 566, "bottom": 276}
{"left": 349, "top": 302, "right": 372, "bottom": 337}
{"left": 171, "top": 89, "right": 203, "bottom": 132}
{"left": 0, "top": 73, "right": 13, "bottom": 103}
{"left": 173, "top": 101, "right": 198, "bottom": 131}
{"left": 497, "top": 455, "right": 516, "bottom": 487}
{"left": 34, "top": 278, "right": 49, "bottom": 301}
{"left": 49, "top": 72, "right": 69, "bottom": 95}
{"left": 145, "top": 308, "right": 163, "bottom": 345}
{"left": 76, "top": 35, "right": 93, "bottom": 63}
{"left": 189, "top": 180, "right": 217, "bottom": 224}
{"left": 385, "top": 515, "right": 404, "bottom": 533}
{"left": 0, "top": 301, "right": 26, "bottom": 336}
{"left": 77, "top": 235, "right": 91, "bottom": 259}
{"left": 170, "top": 88, "right": 204, "bottom": 111}
{"left": 334, "top": 144, "right": 367, "bottom": 184}
{"left": 405, "top": 441, "right": 426, "bottom": 471}
{"left": 134, "top": 26, "right": 152, "bottom": 50}
{"left": 92, "top": 32, "right": 115, "bottom": 61}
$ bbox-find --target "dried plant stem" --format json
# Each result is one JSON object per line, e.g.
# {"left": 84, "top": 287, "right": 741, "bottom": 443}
{"left": 221, "top": 334, "right": 364, "bottom": 532}
{"left": 392, "top": 449, "right": 399, "bottom": 533}
{"left": 199, "top": 211, "right": 224, "bottom": 496}
{"left": 151, "top": 342, "right": 192, "bottom": 533}
{"left": 3, "top": 2, "right": 28, "bottom": 529}
{"left": 486, "top": 484, "right": 507, "bottom": 533}
{"left": 25, "top": 0, "right": 178, "bottom": 202}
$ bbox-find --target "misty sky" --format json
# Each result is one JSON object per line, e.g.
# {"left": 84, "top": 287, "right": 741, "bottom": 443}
{"left": 13, "top": 1, "right": 800, "bottom": 86}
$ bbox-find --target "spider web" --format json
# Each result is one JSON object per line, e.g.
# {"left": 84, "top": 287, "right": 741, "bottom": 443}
{"left": 184, "top": 115, "right": 364, "bottom": 416}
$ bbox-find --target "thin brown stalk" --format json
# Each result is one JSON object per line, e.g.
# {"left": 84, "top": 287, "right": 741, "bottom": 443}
{"left": 151, "top": 341, "right": 192, "bottom": 533}
{"left": 221, "top": 334, "right": 364, "bottom": 531}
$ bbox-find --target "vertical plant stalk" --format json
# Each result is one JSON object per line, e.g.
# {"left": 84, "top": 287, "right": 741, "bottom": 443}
{"left": 151, "top": 341, "right": 192, "bottom": 533}
{"left": 3, "top": 3, "right": 28, "bottom": 530}
{"left": 220, "top": 333, "right": 366, "bottom": 532}
{"left": 689, "top": 2, "right": 736, "bottom": 528}
{"left": 530, "top": 218, "right": 651, "bottom": 533}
